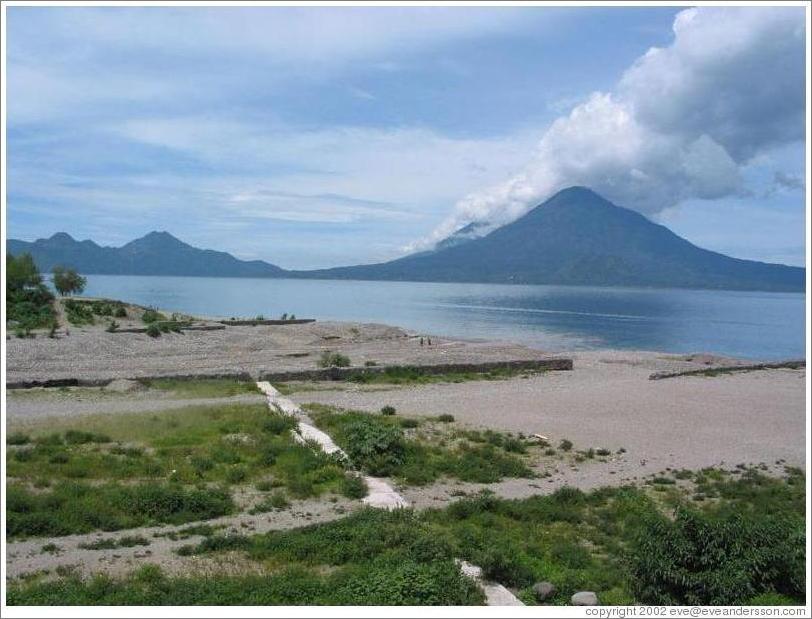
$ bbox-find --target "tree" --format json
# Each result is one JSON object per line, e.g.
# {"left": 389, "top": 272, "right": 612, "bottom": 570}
{"left": 52, "top": 266, "right": 87, "bottom": 296}
{"left": 7, "top": 253, "right": 42, "bottom": 293}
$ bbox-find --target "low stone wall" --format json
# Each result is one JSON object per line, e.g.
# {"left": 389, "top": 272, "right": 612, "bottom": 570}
{"left": 6, "top": 358, "right": 572, "bottom": 390}
{"left": 649, "top": 359, "right": 805, "bottom": 380}
{"left": 7, "top": 372, "right": 254, "bottom": 390}
{"left": 111, "top": 324, "right": 226, "bottom": 334}
{"left": 259, "top": 357, "right": 573, "bottom": 383}
{"left": 218, "top": 319, "right": 316, "bottom": 326}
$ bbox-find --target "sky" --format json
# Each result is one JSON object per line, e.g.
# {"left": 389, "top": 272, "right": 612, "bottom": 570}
{"left": 5, "top": 5, "right": 807, "bottom": 269}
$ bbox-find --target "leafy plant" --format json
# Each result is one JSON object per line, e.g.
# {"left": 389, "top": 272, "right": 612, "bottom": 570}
{"left": 318, "top": 351, "right": 351, "bottom": 368}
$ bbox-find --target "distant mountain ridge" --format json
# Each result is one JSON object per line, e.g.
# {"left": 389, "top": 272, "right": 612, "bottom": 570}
{"left": 7, "top": 231, "right": 285, "bottom": 278}
{"left": 6, "top": 187, "right": 805, "bottom": 291}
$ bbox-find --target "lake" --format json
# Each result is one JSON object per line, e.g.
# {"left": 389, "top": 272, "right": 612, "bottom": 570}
{"left": 80, "top": 275, "right": 806, "bottom": 360}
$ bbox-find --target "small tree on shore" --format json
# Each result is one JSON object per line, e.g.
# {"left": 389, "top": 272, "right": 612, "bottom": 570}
{"left": 52, "top": 266, "right": 87, "bottom": 296}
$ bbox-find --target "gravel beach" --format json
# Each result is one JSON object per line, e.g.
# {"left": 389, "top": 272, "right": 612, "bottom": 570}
{"left": 6, "top": 320, "right": 555, "bottom": 384}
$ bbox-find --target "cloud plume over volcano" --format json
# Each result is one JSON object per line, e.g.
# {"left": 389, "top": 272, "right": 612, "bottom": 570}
{"left": 424, "top": 6, "right": 805, "bottom": 248}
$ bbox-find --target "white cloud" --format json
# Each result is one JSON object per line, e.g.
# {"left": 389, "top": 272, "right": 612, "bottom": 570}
{"left": 425, "top": 6, "right": 805, "bottom": 248}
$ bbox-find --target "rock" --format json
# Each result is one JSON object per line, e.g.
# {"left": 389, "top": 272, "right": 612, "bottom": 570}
{"left": 104, "top": 379, "right": 144, "bottom": 393}
{"left": 532, "top": 581, "right": 556, "bottom": 601}
{"left": 571, "top": 591, "right": 599, "bottom": 606}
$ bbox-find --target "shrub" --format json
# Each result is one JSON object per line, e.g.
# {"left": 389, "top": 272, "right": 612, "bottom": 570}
{"left": 105, "top": 320, "right": 119, "bottom": 332}
{"left": 475, "top": 544, "right": 535, "bottom": 588}
{"left": 145, "top": 323, "right": 161, "bottom": 338}
{"left": 141, "top": 308, "right": 166, "bottom": 324}
{"left": 559, "top": 439, "right": 573, "bottom": 452}
{"left": 63, "top": 299, "right": 95, "bottom": 326}
{"left": 64, "top": 430, "right": 110, "bottom": 444}
{"left": 436, "top": 414, "right": 455, "bottom": 423}
{"left": 262, "top": 414, "right": 296, "bottom": 435}
{"left": 114, "top": 306, "right": 127, "bottom": 318}
{"left": 226, "top": 466, "right": 248, "bottom": 484}
{"left": 339, "top": 474, "right": 368, "bottom": 499}
{"left": 342, "top": 419, "right": 405, "bottom": 476}
{"left": 249, "top": 492, "right": 290, "bottom": 514}
{"left": 380, "top": 405, "right": 396, "bottom": 416}
{"left": 399, "top": 418, "right": 419, "bottom": 429}
{"left": 7, "top": 432, "right": 31, "bottom": 446}
{"left": 629, "top": 508, "right": 805, "bottom": 605}
{"left": 318, "top": 351, "right": 351, "bottom": 368}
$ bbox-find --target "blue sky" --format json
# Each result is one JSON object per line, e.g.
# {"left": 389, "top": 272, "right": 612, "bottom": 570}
{"left": 5, "top": 5, "right": 807, "bottom": 268}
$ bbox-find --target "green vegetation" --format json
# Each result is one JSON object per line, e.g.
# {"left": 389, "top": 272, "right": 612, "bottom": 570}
{"left": 52, "top": 266, "right": 87, "bottom": 296}
{"left": 7, "top": 467, "right": 804, "bottom": 606}
{"left": 249, "top": 491, "right": 291, "bottom": 514}
{"left": 6, "top": 253, "right": 56, "bottom": 334}
{"left": 7, "top": 482, "right": 233, "bottom": 538}
{"left": 339, "top": 474, "right": 369, "bottom": 499}
{"left": 63, "top": 298, "right": 129, "bottom": 326}
{"left": 305, "top": 404, "right": 533, "bottom": 485}
{"left": 6, "top": 403, "right": 349, "bottom": 537}
{"left": 318, "top": 351, "right": 351, "bottom": 368}
{"left": 345, "top": 365, "right": 540, "bottom": 386}
{"left": 79, "top": 535, "right": 150, "bottom": 550}
{"left": 140, "top": 377, "right": 260, "bottom": 398}
{"left": 141, "top": 308, "right": 167, "bottom": 323}
{"left": 380, "top": 405, "right": 396, "bottom": 416}
{"left": 8, "top": 558, "right": 482, "bottom": 605}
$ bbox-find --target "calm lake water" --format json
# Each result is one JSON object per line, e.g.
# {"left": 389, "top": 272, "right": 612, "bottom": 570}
{"left": 81, "top": 275, "right": 806, "bottom": 360}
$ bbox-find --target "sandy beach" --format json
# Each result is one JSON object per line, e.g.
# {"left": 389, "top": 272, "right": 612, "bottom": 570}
{"left": 5, "top": 319, "right": 806, "bottom": 585}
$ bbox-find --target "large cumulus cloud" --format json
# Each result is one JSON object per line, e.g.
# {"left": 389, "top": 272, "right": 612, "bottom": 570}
{"left": 425, "top": 6, "right": 805, "bottom": 247}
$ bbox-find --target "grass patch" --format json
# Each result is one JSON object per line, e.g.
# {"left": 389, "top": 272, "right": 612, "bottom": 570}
{"left": 7, "top": 482, "right": 233, "bottom": 538}
{"left": 6, "top": 403, "right": 348, "bottom": 536}
{"left": 140, "top": 378, "right": 261, "bottom": 398}
{"left": 8, "top": 468, "right": 804, "bottom": 606}
{"left": 7, "top": 557, "right": 482, "bottom": 605}
{"left": 304, "top": 404, "right": 533, "bottom": 485}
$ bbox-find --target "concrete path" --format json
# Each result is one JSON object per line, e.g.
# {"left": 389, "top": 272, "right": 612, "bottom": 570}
{"left": 257, "top": 382, "right": 408, "bottom": 509}
{"left": 458, "top": 560, "right": 525, "bottom": 606}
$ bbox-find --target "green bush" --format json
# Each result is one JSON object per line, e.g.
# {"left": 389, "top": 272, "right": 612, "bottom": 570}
{"left": 64, "top": 430, "right": 110, "bottom": 445}
{"left": 250, "top": 492, "right": 291, "bottom": 513}
{"left": 7, "top": 432, "right": 31, "bottom": 446}
{"left": 339, "top": 474, "right": 368, "bottom": 499}
{"left": 145, "top": 323, "right": 162, "bottom": 338}
{"left": 114, "top": 306, "right": 127, "bottom": 318}
{"left": 559, "top": 439, "right": 573, "bottom": 452}
{"left": 63, "top": 299, "right": 95, "bottom": 326}
{"left": 629, "top": 507, "right": 805, "bottom": 605}
{"left": 262, "top": 414, "right": 296, "bottom": 435}
{"left": 380, "top": 405, "right": 396, "bottom": 416}
{"left": 6, "top": 254, "right": 56, "bottom": 331}
{"left": 436, "top": 414, "right": 455, "bottom": 423}
{"left": 318, "top": 351, "right": 351, "bottom": 368}
{"left": 141, "top": 308, "right": 167, "bottom": 324}
{"left": 342, "top": 418, "right": 406, "bottom": 476}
